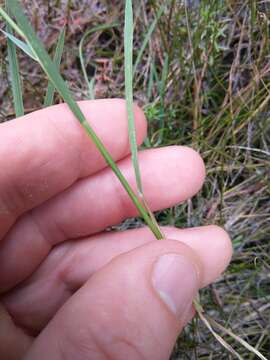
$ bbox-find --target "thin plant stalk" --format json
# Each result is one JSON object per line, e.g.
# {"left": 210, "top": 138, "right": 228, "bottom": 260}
{"left": 0, "top": 1, "right": 163, "bottom": 240}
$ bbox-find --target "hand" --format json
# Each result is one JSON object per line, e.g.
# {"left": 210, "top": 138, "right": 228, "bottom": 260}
{"left": 0, "top": 99, "right": 232, "bottom": 360}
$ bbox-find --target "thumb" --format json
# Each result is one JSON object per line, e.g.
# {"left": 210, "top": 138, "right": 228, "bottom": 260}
{"left": 25, "top": 239, "right": 202, "bottom": 360}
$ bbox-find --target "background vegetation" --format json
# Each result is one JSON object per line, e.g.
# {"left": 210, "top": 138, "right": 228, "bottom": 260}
{"left": 0, "top": 0, "right": 269, "bottom": 358}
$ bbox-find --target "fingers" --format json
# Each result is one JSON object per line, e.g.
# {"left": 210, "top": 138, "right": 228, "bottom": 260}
{"left": 34, "top": 146, "right": 205, "bottom": 240}
{"left": 0, "top": 146, "right": 205, "bottom": 292}
{"left": 0, "top": 99, "right": 146, "bottom": 239}
{"left": 3, "top": 226, "right": 232, "bottom": 334}
{"left": 24, "top": 240, "right": 202, "bottom": 360}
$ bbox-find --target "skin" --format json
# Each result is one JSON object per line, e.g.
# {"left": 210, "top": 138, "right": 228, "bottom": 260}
{"left": 0, "top": 99, "right": 232, "bottom": 359}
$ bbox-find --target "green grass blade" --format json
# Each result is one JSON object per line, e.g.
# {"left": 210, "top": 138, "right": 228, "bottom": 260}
{"left": 125, "top": 0, "right": 164, "bottom": 239}
{"left": 87, "top": 77, "right": 95, "bottom": 100}
{"left": 44, "top": 26, "right": 66, "bottom": 107}
{"left": 5, "top": 2, "right": 24, "bottom": 117}
{"left": 78, "top": 23, "right": 118, "bottom": 100}
{"left": 133, "top": 4, "right": 165, "bottom": 78}
{"left": 156, "top": 53, "right": 168, "bottom": 145}
{"left": 2, "top": 30, "right": 37, "bottom": 61}
{"left": 160, "top": 54, "right": 169, "bottom": 99}
{"left": 147, "top": 63, "right": 155, "bottom": 100}
{"left": 125, "top": 0, "right": 143, "bottom": 194}
{"left": 0, "top": 1, "right": 163, "bottom": 239}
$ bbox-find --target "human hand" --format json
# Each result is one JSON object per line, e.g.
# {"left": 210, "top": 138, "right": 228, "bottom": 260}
{"left": 0, "top": 99, "right": 232, "bottom": 360}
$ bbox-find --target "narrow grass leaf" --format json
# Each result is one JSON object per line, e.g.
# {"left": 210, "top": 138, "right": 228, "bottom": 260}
{"left": 156, "top": 53, "right": 168, "bottom": 145}
{"left": 133, "top": 4, "right": 165, "bottom": 77}
{"left": 160, "top": 54, "right": 169, "bottom": 98}
{"left": 79, "top": 23, "right": 118, "bottom": 100}
{"left": 206, "top": 316, "right": 268, "bottom": 360}
{"left": 4, "top": 2, "right": 24, "bottom": 117}
{"left": 44, "top": 26, "right": 66, "bottom": 107}
{"left": 194, "top": 300, "right": 243, "bottom": 360}
{"left": 87, "top": 77, "right": 95, "bottom": 100}
{"left": 194, "top": 300, "right": 267, "bottom": 360}
{"left": 199, "top": 314, "right": 243, "bottom": 360}
{"left": 0, "top": 1, "right": 163, "bottom": 239}
{"left": 2, "top": 30, "right": 37, "bottom": 60}
{"left": 147, "top": 63, "right": 154, "bottom": 99}
{"left": 125, "top": 0, "right": 164, "bottom": 239}
{"left": 124, "top": 0, "right": 143, "bottom": 194}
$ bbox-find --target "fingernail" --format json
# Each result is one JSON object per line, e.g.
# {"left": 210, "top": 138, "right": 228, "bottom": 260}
{"left": 152, "top": 254, "right": 199, "bottom": 317}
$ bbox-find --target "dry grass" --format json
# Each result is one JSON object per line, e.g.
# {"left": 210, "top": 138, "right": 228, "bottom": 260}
{"left": 0, "top": 0, "right": 269, "bottom": 358}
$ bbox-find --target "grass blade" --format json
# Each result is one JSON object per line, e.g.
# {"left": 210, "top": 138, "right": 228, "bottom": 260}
{"left": 124, "top": 0, "right": 143, "bottom": 195}
{"left": 206, "top": 316, "right": 268, "bottom": 360}
{"left": 2, "top": 30, "right": 37, "bottom": 60}
{"left": 194, "top": 300, "right": 267, "bottom": 360}
{"left": 133, "top": 4, "right": 165, "bottom": 78}
{"left": 44, "top": 27, "right": 66, "bottom": 107}
{"left": 125, "top": 0, "right": 164, "bottom": 239}
{"left": 199, "top": 315, "right": 243, "bottom": 359}
{"left": 156, "top": 53, "right": 169, "bottom": 145}
{"left": 79, "top": 23, "right": 118, "bottom": 100}
{"left": 5, "top": 1, "right": 24, "bottom": 117}
{"left": 0, "top": 1, "right": 163, "bottom": 240}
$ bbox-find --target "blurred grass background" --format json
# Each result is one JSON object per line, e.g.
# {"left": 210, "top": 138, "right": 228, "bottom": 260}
{"left": 0, "top": 0, "right": 269, "bottom": 358}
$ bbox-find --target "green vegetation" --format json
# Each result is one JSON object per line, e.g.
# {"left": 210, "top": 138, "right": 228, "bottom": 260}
{"left": 0, "top": 0, "right": 269, "bottom": 358}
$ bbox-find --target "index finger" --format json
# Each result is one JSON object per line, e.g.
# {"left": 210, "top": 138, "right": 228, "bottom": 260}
{"left": 0, "top": 99, "right": 146, "bottom": 239}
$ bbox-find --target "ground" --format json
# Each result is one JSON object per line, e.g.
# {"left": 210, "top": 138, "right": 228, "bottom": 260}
{"left": 0, "top": 0, "right": 269, "bottom": 358}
